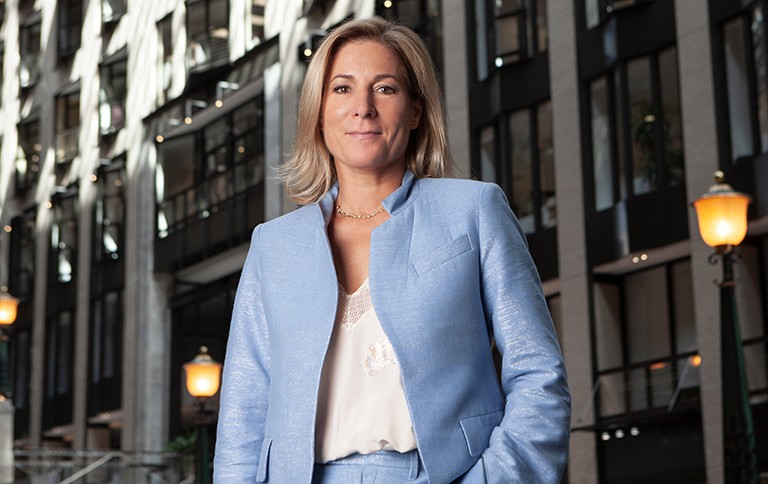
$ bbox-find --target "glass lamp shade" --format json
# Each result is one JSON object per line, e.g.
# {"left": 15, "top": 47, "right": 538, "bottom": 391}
{"left": 692, "top": 173, "right": 751, "bottom": 248}
{"left": 0, "top": 293, "right": 19, "bottom": 325}
{"left": 184, "top": 346, "right": 222, "bottom": 398}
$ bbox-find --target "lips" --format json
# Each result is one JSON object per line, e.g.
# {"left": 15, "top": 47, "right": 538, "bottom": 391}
{"left": 346, "top": 130, "right": 382, "bottom": 139}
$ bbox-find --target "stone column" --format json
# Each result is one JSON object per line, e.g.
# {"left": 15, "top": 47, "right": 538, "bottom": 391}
{"left": 548, "top": 0, "right": 599, "bottom": 481}
{"left": 441, "top": 0, "right": 472, "bottom": 179}
{"left": 675, "top": 2, "right": 723, "bottom": 482}
{"left": 0, "top": 399, "right": 13, "bottom": 483}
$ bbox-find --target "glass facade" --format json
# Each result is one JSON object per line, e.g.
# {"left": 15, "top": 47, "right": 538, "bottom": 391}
{"left": 19, "top": 15, "right": 41, "bottom": 88}
{"left": 58, "top": 0, "right": 83, "bottom": 59}
{"left": 99, "top": 53, "right": 127, "bottom": 135}
{"left": 56, "top": 91, "right": 80, "bottom": 164}
{"left": 721, "top": 2, "right": 768, "bottom": 160}
{"left": 15, "top": 119, "right": 41, "bottom": 191}
{"left": 594, "top": 259, "right": 699, "bottom": 418}
{"left": 589, "top": 47, "right": 683, "bottom": 211}
{"left": 186, "top": 0, "right": 229, "bottom": 72}
{"left": 474, "top": 0, "right": 548, "bottom": 77}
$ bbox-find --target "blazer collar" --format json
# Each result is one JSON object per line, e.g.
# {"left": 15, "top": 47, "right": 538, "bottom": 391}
{"left": 316, "top": 170, "right": 419, "bottom": 226}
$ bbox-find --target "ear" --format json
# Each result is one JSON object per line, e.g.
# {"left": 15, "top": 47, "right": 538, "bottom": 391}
{"left": 410, "top": 100, "right": 423, "bottom": 130}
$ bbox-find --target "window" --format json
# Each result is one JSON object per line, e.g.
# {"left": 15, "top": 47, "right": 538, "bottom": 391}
{"left": 158, "top": 15, "right": 173, "bottom": 104}
{"left": 44, "top": 309, "right": 76, "bottom": 431}
{"left": 19, "top": 15, "right": 41, "bottom": 88}
{"left": 479, "top": 125, "right": 497, "bottom": 182}
{"left": 58, "top": 0, "right": 83, "bottom": 59}
{"left": 157, "top": 96, "right": 264, "bottom": 238}
{"left": 722, "top": 5, "right": 768, "bottom": 160}
{"left": 102, "top": 0, "right": 126, "bottom": 23}
{"left": 584, "top": 0, "right": 653, "bottom": 29}
{"left": 593, "top": 259, "right": 698, "bottom": 418}
{"left": 89, "top": 159, "right": 125, "bottom": 415}
{"left": 734, "top": 239, "right": 768, "bottom": 402}
{"left": 56, "top": 90, "right": 80, "bottom": 164}
{"left": 251, "top": 0, "right": 265, "bottom": 44}
{"left": 475, "top": 0, "right": 547, "bottom": 78}
{"left": 94, "top": 158, "right": 125, "bottom": 263}
{"left": 476, "top": 101, "right": 556, "bottom": 234}
{"left": 45, "top": 311, "right": 74, "bottom": 399}
{"left": 377, "top": 0, "right": 443, "bottom": 79}
{"left": 9, "top": 210, "right": 36, "bottom": 301}
{"left": 186, "top": 0, "right": 229, "bottom": 72}
{"left": 15, "top": 119, "right": 41, "bottom": 191}
{"left": 508, "top": 102, "right": 555, "bottom": 233}
{"left": 99, "top": 52, "right": 127, "bottom": 135}
{"left": 50, "top": 190, "right": 78, "bottom": 284}
{"left": 588, "top": 47, "right": 683, "bottom": 211}
{"left": 89, "top": 291, "right": 122, "bottom": 414}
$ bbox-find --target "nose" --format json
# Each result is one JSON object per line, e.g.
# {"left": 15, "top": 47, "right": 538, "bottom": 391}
{"left": 353, "top": 91, "right": 376, "bottom": 118}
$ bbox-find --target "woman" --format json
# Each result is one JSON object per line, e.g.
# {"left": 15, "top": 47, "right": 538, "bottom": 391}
{"left": 214, "top": 16, "right": 570, "bottom": 483}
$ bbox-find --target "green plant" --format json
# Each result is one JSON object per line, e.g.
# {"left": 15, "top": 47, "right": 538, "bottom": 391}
{"left": 166, "top": 431, "right": 196, "bottom": 454}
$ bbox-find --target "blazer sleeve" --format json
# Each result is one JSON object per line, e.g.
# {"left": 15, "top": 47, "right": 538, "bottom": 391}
{"left": 477, "top": 183, "right": 571, "bottom": 483}
{"left": 213, "top": 225, "right": 271, "bottom": 482}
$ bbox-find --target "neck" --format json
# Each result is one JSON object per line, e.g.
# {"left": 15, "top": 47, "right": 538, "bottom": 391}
{"left": 335, "top": 164, "right": 405, "bottom": 211}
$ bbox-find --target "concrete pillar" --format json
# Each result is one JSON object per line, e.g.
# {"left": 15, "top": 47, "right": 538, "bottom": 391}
{"left": 0, "top": 399, "right": 13, "bottom": 483}
{"left": 441, "top": 0, "right": 472, "bottom": 179}
{"left": 674, "top": 2, "right": 723, "bottom": 483}
{"left": 548, "top": 0, "right": 599, "bottom": 482}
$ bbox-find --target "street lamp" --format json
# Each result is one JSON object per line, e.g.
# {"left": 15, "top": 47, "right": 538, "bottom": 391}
{"left": 184, "top": 346, "right": 222, "bottom": 484}
{"left": 0, "top": 286, "right": 19, "bottom": 484}
{"left": 0, "top": 286, "right": 19, "bottom": 398}
{"left": 692, "top": 171, "right": 757, "bottom": 483}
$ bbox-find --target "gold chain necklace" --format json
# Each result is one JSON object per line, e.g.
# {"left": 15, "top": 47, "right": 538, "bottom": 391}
{"left": 335, "top": 204, "right": 386, "bottom": 220}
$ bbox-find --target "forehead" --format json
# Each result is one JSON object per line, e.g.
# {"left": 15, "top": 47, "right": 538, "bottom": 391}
{"left": 326, "top": 40, "right": 407, "bottom": 78}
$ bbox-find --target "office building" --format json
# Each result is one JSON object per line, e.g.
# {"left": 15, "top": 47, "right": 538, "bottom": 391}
{"left": 0, "top": 0, "right": 765, "bottom": 481}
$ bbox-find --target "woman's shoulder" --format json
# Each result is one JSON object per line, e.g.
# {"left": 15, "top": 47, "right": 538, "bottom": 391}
{"left": 257, "top": 203, "right": 321, "bottom": 236}
{"left": 415, "top": 177, "right": 499, "bottom": 202}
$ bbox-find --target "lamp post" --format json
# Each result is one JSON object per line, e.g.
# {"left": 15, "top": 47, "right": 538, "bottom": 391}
{"left": 0, "top": 286, "right": 19, "bottom": 398}
{"left": 0, "top": 286, "right": 19, "bottom": 484}
{"left": 184, "top": 346, "right": 222, "bottom": 484}
{"left": 692, "top": 171, "right": 757, "bottom": 483}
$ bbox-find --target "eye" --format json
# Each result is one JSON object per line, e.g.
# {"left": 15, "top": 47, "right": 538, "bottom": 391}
{"left": 375, "top": 85, "right": 396, "bottom": 94}
{"left": 332, "top": 85, "right": 350, "bottom": 94}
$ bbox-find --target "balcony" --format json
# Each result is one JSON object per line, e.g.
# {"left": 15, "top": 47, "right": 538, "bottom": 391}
{"left": 155, "top": 160, "right": 264, "bottom": 272}
{"left": 186, "top": 32, "right": 229, "bottom": 73}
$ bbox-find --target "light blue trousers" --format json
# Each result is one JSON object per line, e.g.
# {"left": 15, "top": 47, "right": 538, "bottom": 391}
{"left": 311, "top": 449, "right": 428, "bottom": 484}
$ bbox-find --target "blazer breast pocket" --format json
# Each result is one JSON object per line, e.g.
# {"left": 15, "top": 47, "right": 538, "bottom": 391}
{"left": 414, "top": 234, "right": 473, "bottom": 277}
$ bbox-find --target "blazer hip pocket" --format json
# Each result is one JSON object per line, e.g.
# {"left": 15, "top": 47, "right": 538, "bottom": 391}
{"left": 459, "top": 409, "right": 503, "bottom": 457}
{"left": 256, "top": 437, "right": 272, "bottom": 482}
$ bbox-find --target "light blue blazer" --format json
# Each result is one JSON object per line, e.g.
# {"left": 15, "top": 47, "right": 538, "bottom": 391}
{"left": 213, "top": 171, "right": 571, "bottom": 483}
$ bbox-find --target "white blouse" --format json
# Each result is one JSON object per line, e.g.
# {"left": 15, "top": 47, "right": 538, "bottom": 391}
{"left": 314, "top": 278, "right": 418, "bottom": 463}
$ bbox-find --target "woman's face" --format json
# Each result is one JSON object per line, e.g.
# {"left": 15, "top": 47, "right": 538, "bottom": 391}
{"left": 321, "top": 40, "right": 422, "bottom": 177}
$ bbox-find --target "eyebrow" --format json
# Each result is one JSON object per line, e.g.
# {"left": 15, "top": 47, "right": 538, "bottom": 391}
{"left": 328, "top": 73, "right": 402, "bottom": 83}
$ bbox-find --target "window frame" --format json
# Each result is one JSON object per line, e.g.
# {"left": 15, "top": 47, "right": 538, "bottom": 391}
{"left": 58, "top": 0, "right": 83, "bottom": 60}
{"left": 19, "top": 14, "right": 42, "bottom": 89}
{"left": 185, "top": 0, "right": 230, "bottom": 72}
{"left": 99, "top": 51, "right": 128, "bottom": 136}
{"left": 55, "top": 89, "right": 81, "bottom": 164}
{"left": 587, "top": 46, "right": 684, "bottom": 213}
{"left": 16, "top": 118, "right": 42, "bottom": 191}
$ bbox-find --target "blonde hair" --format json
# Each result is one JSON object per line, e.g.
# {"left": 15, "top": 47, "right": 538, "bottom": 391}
{"left": 279, "top": 16, "right": 452, "bottom": 204}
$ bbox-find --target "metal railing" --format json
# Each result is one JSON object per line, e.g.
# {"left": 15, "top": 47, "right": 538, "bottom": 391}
{"left": 14, "top": 449, "right": 192, "bottom": 483}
